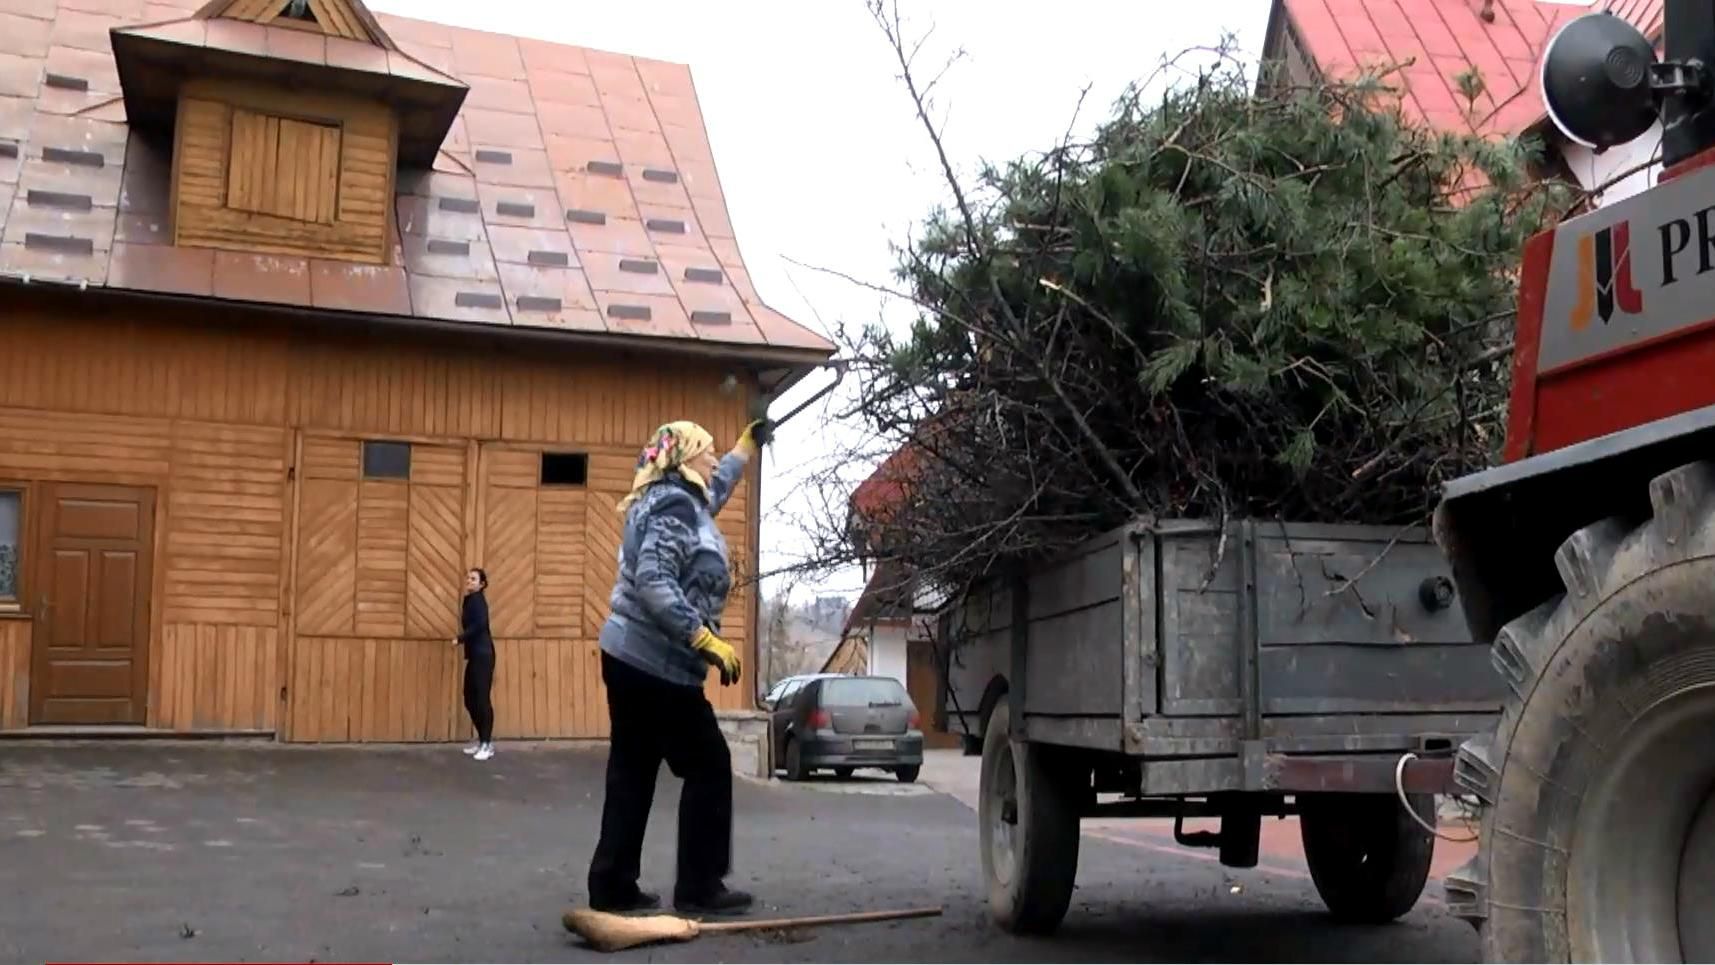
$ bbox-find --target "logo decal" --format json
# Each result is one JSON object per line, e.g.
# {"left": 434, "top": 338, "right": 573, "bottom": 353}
{"left": 1571, "top": 221, "right": 1644, "bottom": 330}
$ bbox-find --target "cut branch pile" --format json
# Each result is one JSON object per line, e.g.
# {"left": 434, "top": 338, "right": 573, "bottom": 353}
{"left": 805, "top": 6, "right": 1575, "bottom": 594}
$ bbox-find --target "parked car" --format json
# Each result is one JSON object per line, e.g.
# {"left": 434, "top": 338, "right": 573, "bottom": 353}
{"left": 771, "top": 675, "right": 924, "bottom": 783}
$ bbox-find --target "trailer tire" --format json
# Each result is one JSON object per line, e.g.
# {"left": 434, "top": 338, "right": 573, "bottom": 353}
{"left": 1299, "top": 791, "right": 1434, "bottom": 923}
{"left": 979, "top": 696, "right": 1080, "bottom": 935}
{"left": 1445, "top": 460, "right": 1715, "bottom": 963}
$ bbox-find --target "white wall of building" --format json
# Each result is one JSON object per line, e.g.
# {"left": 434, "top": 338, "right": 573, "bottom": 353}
{"left": 867, "top": 623, "right": 909, "bottom": 688}
{"left": 1559, "top": 121, "right": 1663, "bottom": 208}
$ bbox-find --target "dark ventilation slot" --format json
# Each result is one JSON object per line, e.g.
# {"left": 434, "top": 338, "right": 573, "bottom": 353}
{"left": 641, "top": 168, "right": 679, "bottom": 183}
{"left": 23, "top": 233, "right": 93, "bottom": 255}
{"left": 683, "top": 267, "right": 723, "bottom": 284}
{"left": 645, "top": 218, "right": 686, "bottom": 234}
{"left": 474, "top": 149, "right": 513, "bottom": 164}
{"left": 606, "top": 303, "right": 652, "bottom": 321}
{"left": 586, "top": 160, "right": 624, "bottom": 177}
{"left": 540, "top": 452, "right": 589, "bottom": 487}
{"left": 527, "top": 249, "right": 569, "bottom": 267}
{"left": 0, "top": 141, "right": 17, "bottom": 158}
{"left": 618, "top": 258, "right": 658, "bottom": 274}
{"left": 565, "top": 208, "right": 607, "bottom": 225}
{"left": 26, "top": 190, "right": 92, "bottom": 211}
{"left": 516, "top": 295, "right": 563, "bottom": 312}
{"left": 495, "top": 201, "right": 536, "bottom": 218}
{"left": 42, "top": 146, "right": 104, "bottom": 168}
{"left": 426, "top": 239, "right": 469, "bottom": 256}
{"left": 438, "top": 196, "right": 481, "bottom": 214}
{"left": 362, "top": 440, "right": 412, "bottom": 480}
{"left": 690, "top": 310, "right": 733, "bottom": 325}
{"left": 454, "top": 291, "right": 505, "bottom": 309}
{"left": 44, "top": 73, "right": 88, "bottom": 92}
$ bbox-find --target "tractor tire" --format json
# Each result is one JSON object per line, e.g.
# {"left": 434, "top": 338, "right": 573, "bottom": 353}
{"left": 1299, "top": 792, "right": 1434, "bottom": 923}
{"left": 979, "top": 696, "right": 1081, "bottom": 935}
{"left": 1446, "top": 460, "right": 1715, "bottom": 963}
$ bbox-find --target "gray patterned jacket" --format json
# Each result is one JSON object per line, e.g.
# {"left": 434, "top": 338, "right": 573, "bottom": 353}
{"left": 597, "top": 452, "right": 748, "bottom": 688}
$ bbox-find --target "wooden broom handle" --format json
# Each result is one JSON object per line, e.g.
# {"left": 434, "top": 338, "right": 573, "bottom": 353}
{"left": 697, "top": 906, "right": 943, "bottom": 934}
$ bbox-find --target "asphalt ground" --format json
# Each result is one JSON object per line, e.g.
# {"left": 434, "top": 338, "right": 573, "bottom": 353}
{"left": 0, "top": 742, "right": 1480, "bottom": 963}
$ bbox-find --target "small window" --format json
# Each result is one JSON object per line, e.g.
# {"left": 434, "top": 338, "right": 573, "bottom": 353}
{"left": 362, "top": 440, "right": 411, "bottom": 480}
{"left": 540, "top": 452, "right": 588, "bottom": 487}
{"left": 0, "top": 490, "right": 17, "bottom": 606}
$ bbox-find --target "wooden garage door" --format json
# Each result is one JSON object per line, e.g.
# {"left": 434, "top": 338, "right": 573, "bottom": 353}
{"left": 30, "top": 483, "right": 156, "bottom": 725}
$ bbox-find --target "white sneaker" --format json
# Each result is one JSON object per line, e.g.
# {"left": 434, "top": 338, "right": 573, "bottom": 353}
{"left": 473, "top": 743, "right": 495, "bottom": 761}
{"left": 462, "top": 743, "right": 481, "bottom": 755}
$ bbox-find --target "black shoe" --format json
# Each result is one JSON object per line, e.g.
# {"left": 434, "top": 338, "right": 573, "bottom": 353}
{"left": 674, "top": 886, "right": 754, "bottom": 917}
{"left": 589, "top": 888, "right": 661, "bottom": 914}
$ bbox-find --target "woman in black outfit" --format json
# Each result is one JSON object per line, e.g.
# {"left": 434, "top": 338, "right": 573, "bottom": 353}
{"left": 454, "top": 567, "right": 496, "bottom": 761}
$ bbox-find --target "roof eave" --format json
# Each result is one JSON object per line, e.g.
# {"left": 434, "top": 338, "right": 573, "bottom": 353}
{"left": 0, "top": 273, "right": 838, "bottom": 370}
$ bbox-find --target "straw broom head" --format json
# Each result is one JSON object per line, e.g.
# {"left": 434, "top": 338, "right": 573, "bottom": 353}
{"left": 561, "top": 908, "right": 701, "bottom": 952}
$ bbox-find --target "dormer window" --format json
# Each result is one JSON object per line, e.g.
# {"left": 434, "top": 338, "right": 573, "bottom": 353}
{"left": 173, "top": 81, "right": 395, "bottom": 264}
{"left": 110, "top": 0, "right": 469, "bottom": 266}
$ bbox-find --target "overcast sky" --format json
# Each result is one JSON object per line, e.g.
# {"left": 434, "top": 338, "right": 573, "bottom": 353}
{"left": 367, "top": 0, "right": 1275, "bottom": 602}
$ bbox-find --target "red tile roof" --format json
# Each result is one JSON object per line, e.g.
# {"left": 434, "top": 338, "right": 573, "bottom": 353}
{"left": 1280, "top": 0, "right": 1663, "bottom": 136}
{"left": 0, "top": 0, "right": 834, "bottom": 359}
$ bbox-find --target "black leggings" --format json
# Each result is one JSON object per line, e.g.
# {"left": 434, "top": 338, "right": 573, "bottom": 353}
{"left": 463, "top": 649, "right": 495, "bottom": 743}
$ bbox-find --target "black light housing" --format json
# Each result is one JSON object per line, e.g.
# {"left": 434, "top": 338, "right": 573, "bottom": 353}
{"left": 1541, "top": 12, "right": 1663, "bottom": 149}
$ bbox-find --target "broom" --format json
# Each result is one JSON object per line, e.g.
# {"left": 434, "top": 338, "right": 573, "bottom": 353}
{"left": 561, "top": 904, "right": 943, "bottom": 952}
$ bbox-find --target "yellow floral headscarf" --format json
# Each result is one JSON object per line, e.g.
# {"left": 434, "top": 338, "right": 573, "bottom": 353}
{"left": 616, "top": 421, "right": 715, "bottom": 513}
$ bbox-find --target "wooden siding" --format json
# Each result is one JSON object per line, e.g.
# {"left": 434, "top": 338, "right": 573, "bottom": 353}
{"left": 173, "top": 80, "right": 396, "bottom": 265}
{"left": 149, "top": 625, "right": 279, "bottom": 731}
{"left": 163, "top": 421, "right": 288, "bottom": 627}
{"left": 0, "top": 620, "right": 27, "bottom": 729}
{"left": 285, "top": 637, "right": 613, "bottom": 742}
{"left": 0, "top": 289, "right": 763, "bottom": 739}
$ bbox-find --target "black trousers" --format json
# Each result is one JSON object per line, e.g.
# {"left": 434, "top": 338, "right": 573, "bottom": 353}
{"left": 462, "top": 649, "right": 495, "bottom": 744}
{"left": 587, "top": 652, "right": 733, "bottom": 903}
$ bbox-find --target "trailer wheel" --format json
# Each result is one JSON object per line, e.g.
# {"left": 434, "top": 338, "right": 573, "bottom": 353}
{"left": 1446, "top": 460, "right": 1715, "bottom": 963}
{"left": 1298, "top": 792, "right": 1433, "bottom": 923}
{"left": 979, "top": 695, "right": 1081, "bottom": 934}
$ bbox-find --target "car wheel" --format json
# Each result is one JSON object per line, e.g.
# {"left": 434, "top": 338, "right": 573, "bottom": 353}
{"left": 784, "top": 737, "right": 810, "bottom": 782}
{"left": 896, "top": 765, "right": 920, "bottom": 784}
{"left": 834, "top": 767, "right": 854, "bottom": 780}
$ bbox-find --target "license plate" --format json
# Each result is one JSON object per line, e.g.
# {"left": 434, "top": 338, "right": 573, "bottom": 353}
{"left": 853, "top": 738, "right": 894, "bottom": 751}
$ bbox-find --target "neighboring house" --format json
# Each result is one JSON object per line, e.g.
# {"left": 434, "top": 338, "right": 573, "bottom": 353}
{"left": 0, "top": 0, "right": 833, "bottom": 740}
{"left": 823, "top": 555, "right": 958, "bottom": 747}
{"left": 1260, "top": 0, "right": 1666, "bottom": 206}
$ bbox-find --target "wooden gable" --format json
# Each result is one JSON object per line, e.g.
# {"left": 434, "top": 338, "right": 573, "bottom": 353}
{"left": 210, "top": 0, "right": 392, "bottom": 45}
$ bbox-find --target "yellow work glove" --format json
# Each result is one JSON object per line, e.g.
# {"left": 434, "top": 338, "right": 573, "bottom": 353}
{"left": 736, "top": 419, "right": 773, "bottom": 459}
{"left": 691, "top": 626, "right": 742, "bottom": 686}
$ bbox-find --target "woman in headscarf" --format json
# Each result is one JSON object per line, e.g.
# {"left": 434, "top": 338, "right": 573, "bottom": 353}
{"left": 585, "top": 418, "right": 770, "bottom": 917}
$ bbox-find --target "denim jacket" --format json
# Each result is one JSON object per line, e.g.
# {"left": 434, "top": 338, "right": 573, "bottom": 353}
{"left": 598, "top": 452, "right": 747, "bottom": 688}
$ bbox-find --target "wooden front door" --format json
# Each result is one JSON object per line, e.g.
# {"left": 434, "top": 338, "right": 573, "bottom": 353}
{"left": 29, "top": 483, "right": 155, "bottom": 725}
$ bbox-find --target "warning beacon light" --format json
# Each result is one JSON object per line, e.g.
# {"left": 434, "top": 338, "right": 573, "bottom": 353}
{"left": 1541, "top": 10, "right": 1711, "bottom": 150}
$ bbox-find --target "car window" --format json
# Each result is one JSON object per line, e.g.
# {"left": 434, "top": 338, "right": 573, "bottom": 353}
{"left": 820, "top": 677, "right": 908, "bottom": 707}
{"left": 778, "top": 679, "right": 807, "bottom": 705}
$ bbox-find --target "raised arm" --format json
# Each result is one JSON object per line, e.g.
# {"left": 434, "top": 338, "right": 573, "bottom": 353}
{"left": 632, "top": 494, "right": 704, "bottom": 644}
{"left": 707, "top": 419, "right": 771, "bottom": 517}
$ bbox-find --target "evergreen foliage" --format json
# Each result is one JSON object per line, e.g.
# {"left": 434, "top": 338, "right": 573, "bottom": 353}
{"left": 837, "top": 47, "right": 1573, "bottom": 591}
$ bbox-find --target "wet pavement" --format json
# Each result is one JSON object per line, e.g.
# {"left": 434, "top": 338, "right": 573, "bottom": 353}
{"left": 0, "top": 742, "right": 1479, "bottom": 963}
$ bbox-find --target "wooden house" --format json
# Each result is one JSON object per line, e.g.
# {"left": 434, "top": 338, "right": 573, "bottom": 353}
{"left": 0, "top": 0, "right": 834, "bottom": 744}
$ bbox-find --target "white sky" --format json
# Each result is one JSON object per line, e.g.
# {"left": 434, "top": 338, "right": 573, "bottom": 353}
{"left": 368, "top": 0, "right": 1275, "bottom": 603}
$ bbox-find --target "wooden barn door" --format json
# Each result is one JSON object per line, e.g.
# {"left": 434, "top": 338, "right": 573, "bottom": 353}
{"left": 30, "top": 483, "right": 156, "bottom": 725}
